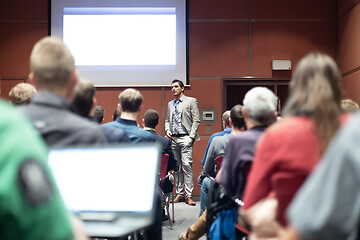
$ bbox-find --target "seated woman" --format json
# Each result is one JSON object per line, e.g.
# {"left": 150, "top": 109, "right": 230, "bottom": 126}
{"left": 241, "top": 52, "right": 350, "bottom": 227}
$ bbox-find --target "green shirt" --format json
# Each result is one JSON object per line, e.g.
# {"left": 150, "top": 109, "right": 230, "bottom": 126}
{"left": 0, "top": 101, "right": 73, "bottom": 240}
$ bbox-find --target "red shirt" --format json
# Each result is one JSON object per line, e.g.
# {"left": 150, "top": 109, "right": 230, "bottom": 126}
{"left": 242, "top": 115, "right": 349, "bottom": 226}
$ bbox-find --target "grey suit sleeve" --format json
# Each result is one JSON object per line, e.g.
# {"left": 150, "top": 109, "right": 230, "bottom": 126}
{"left": 287, "top": 116, "right": 360, "bottom": 240}
{"left": 189, "top": 98, "right": 200, "bottom": 139}
{"left": 165, "top": 102, "right": 171, "bottom": 132}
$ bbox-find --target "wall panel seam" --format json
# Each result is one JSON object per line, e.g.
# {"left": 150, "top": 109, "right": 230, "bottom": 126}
{"left": 342, "top": 66, "right": 360, "bottom": 77}
{"left": 189, "top": 19, "right": 336, "bottom": 23}
{"left": 0, "top": 20, "right": 48, "bottom": 23}
{"left": 339, "top": 0, "right": 360, "bottom": 19}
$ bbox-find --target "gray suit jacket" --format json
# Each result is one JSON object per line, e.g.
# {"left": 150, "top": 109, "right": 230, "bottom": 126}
{"left": 165, "top": 95, "right": 200, "bottom": 141}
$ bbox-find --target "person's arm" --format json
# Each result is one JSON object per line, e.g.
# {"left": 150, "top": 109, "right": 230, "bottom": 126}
{"left": 201, "top": 135, "right": 214, "bottom": 165}
{"left": 70, "top": 214, "right": 90, "bottom": 240}
{"left": 242, "top": 131, "right": 277, "bottom": 209}
{"left": 165, "top": 103, "right": 172, "bottom": 138}
{"left": 216, "top": 168, "right": 222, "bottom": 183}
{"left": 280, "top": 227, "right": 304, "bottom": 240}
{"left": 199, "top": 138, "right": 217, "bottom": 186}
{"left": 189, "top": 98, "right": 200, "bottom": 140}
{"left": 218, "top": 137, "right": 237, "bottom": 195}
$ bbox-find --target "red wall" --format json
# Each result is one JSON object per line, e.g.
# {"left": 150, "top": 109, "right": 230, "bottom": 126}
{"left": 338, "top": 1, "right": 360, "bottom": 103}
{"left": 0, "top": 0, "right": 338, "bottom": 195}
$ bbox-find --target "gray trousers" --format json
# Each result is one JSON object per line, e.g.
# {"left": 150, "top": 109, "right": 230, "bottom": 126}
{"left": 171, "top": 135, "right": 194, "bottom": 197}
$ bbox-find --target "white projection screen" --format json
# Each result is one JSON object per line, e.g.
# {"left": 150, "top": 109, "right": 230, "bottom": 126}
{"left": 51, "top": 0, "right": 188, "bottom": 86}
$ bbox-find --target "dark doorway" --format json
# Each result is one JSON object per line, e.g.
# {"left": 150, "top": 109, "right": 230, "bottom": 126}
{"left": 224, "top": 79, "right": 290, "bottom": 116}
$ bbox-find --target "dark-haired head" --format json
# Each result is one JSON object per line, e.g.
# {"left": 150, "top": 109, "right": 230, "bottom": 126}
{"left": 144, "top": 109, "right": 159, "bottom": 129}
{"left": 171, "top": 79, "right": 184, "bottom": 88}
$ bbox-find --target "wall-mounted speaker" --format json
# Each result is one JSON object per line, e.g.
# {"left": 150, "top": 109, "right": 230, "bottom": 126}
{"left": 272, "top": 60, "right": 291, "bottom": 70}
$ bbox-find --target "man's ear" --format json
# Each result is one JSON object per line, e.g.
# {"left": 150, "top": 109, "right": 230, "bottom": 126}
{"left": 72, "top": 71, "right": 79, "bottom": 87}
{"left": 28, "top": 73, "right": 38, "bottom": 89}
{"left": 243, "top": 108, "right": 249, "bottom": 119}
{"left": 92, "top": 96, "right": 97, "bottom": 109}
{"left": 142, "top": 118, "right": 145, "bottom": 128}
{"left": 138, "top": 104, "right": 143, "bottom": 112}
{"left": 229, "top": 118, "right": 233, "bottom": 127}
{"left": 118, "top": 103, "right": 122, "bottom": 111}
{"left": 93, "top": 96, "right": 97, "bottom": 107}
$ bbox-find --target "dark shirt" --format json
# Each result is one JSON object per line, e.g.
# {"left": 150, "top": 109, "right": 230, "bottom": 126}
{"left": 145, "top": 129, "right": 177, "bottom": 193}
{"left": 220, "top": 126, "right": 267, "bottom": 199}
{"left": 20, "top": 91, "right": 107, "bottom": 147}
{"left": 102, "top": 117, "right": 155, "bottom": 143}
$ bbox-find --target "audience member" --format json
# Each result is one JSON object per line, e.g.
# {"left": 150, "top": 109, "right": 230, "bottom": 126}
{"left": 102, "top": 88, "right": 155, "bottom": 143}
{"left": 241, "top": 53, "right": 349, "bottom": 229}
{"left": 198, "top": 106, "right": 245, "bottom": 216}
{"left": 0, "top": 99, "right": 75, "bottom": 239}
{"left": 283, "top": 114, "right": 360, "bottom": 240}
{"left": 219, "top": 87, "right": 278, "bottom": 200}
{"left": 165, "top": 79, "right": 200, "bottom": 206}
{"left": 341, "top": 98, "right": 359, "bottom": 113}
{"left": 20, "top": 37, "right": 106, "bottom": 147}
{"left": 73, "top": 79, "right": 130, "bottom": 143}
{"left": 143, "top": 109, "right": 177, "bottom": 224}
{"left": 113, "top": 107, "right": 120, "bottom": 121}
{"left": 101, "top": 89, "right": 159, "bottom": 239}
{"left": 201, "top": 110, "right": 231, "bottom": 166}
{"left": 143, "top": 109, "right": 177, "bottom": 193}
{"left": 21, "top": 37, "right": 106, "bottom": 147}
{"left": 94, "top": 105, "right": 105, "bottom": 123}
{"left": 9, "top": 82, "right": 36, "bottom": 105}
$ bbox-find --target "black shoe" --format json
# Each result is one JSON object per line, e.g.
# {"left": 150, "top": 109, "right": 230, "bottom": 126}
{"left": 162, "top": 214, "right": 169, "bottom": 222}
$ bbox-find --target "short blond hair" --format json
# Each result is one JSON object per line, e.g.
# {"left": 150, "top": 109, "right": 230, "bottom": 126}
{"left": 9, "top": 83, "right": 36, "bottom": 105}
{"left": 118, "top": 88, "right": 143, "bottom": 112}
{"left": 30, "top": 37, "right": 75, "bottom": 90}
{"left": 341, "top": 99, "right": 359, "bottom": 113}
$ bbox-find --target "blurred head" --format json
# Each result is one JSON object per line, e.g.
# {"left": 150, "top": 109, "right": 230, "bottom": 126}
{"left": 341, "top": 99, "right": 359, "bottom": 113}
{"left": 118, "top": 88, "right": 143, "bottom": 112}
{"left": 243, "top": 87, "right": 278, "bottom": 125}
{"left": 113, "top": 107, "right": 120, "bottom": 121}
{"left": 94, "top": 105, "right": 105, "bottom": 123}
{"left": 283, "top": 52, "right": 342, "bottom": 150}
{"left": 284, "top": 52, "right": 341, "bottom": 117}
{"left": 29, "top": 37, "right": 76, "bottom": 92}
{"left": 73, "top": 79, "right": 95, "bottom": 117}
{"left": 144, "top": 109, "right": 159, "bottom": 129}
{"left": 9, "top": 83, "right": 36, "bottom": 105}
{"left": 230, "top": 105, "right": 245, "bottom": 129}
{"left": 222, "top": 110, "right": 231, "bottom": 128}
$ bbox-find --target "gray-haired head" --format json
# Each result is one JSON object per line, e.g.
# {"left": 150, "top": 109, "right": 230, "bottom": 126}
{"left": 243, "top": 87, "right": 278, "bottom": 125}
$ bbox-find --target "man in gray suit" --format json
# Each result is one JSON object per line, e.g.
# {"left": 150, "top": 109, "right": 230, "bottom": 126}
{"left": 165, "top": 79, "right": 200, "bottom": 206}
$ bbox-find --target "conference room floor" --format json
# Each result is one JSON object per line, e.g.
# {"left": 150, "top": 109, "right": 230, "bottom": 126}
{"left": 162, "top": 197, "right": 206, "bottom": 240}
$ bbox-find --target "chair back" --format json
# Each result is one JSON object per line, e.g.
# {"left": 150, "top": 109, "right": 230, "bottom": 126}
{"left": 215, "top": 155, "right": 224, "bottom": 170}
{"left": 159, "top": 153, "right": 169, "bottom": 189}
